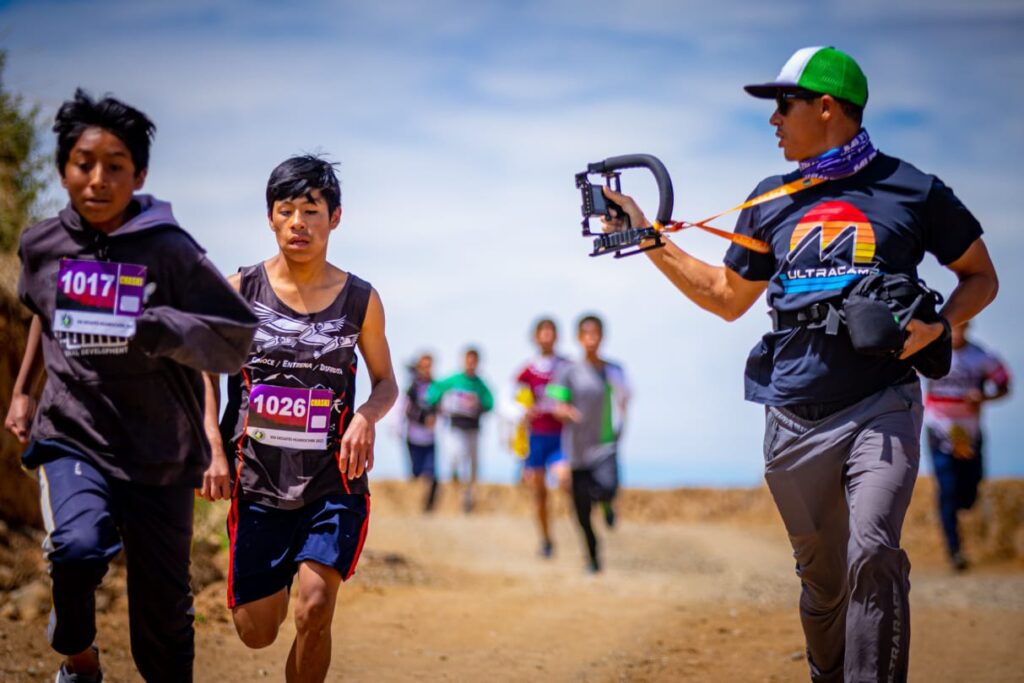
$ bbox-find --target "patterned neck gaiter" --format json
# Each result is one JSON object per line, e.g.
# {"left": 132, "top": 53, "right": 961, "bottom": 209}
{"left": 799, "top": 128, "right": 878, "bottom": 180}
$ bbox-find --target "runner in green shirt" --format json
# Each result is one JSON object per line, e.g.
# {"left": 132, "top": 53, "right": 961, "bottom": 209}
{"left": 427, "top": 347, "right": 493, "bottom": 512}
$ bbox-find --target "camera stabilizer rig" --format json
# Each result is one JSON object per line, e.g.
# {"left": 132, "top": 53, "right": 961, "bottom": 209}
{"left": 576, "top": 154, "right": 775, "bottom": 258}
{"left": 575, "top": 154, "right": 674, "bottom": 258}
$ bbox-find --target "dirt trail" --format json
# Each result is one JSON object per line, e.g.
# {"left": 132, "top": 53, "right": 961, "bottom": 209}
{"left": 2, "top": 480, "right": 1023, "bottom": 681}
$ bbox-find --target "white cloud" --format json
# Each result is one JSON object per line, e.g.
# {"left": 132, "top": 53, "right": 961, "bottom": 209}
{"left": 835, "top": 0, "right": 1024, "bottom": 23}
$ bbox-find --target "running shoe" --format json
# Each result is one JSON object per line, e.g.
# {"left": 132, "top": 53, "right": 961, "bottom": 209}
{"left": 55, "top": 648, "right": 102, "bottom": 683}
{"left": 601, "top": 501, "right": 616, "bottom": 529}
{"left": 951, "top": 551, "right": 969, "bottom": 572}
{"left": 424, "top": 479, "right": 439, "bottom": 513}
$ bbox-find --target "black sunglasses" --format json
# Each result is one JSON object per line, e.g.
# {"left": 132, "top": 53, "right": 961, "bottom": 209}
{"left": 775, "top": 90, "right": 822, "bottom": 115}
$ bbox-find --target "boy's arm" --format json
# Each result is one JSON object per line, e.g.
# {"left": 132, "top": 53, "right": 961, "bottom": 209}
{"left": 609, "top": 364, "right": 632, "bottom": 438}
{"left": 546, "top": 369, "right": 580, "bottom": 424}
{"left": 134, "top": 256, "right": 258, "bottom": 374}
{"left": 425, "top": 375, "right": 449, "bottom": 406}
{"left": 199, "top": 272, "right": 241, "bottom": 501}
{"left": 980, "top": 355, "right": 1011, "bottom": 403}
{"left": 198, "top": 373, "right": 231, "bottom": 501}
{"left": 480, "top": 380, "right": 494, "bottom": 413}
{"left": 339, "top": 288, "right": 399, "bottom": 480}
{"left": 4, "top": 315, "right": 45, "bottom": 444}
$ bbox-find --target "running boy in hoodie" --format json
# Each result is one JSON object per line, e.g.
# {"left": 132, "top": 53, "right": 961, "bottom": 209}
{"left": 201, "top": 155, "right": 398, "bottom": 683}
{"left": 4, "top": 90, "right": 257, "bottom": 683}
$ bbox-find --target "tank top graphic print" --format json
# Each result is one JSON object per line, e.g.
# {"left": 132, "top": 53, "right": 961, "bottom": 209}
{"left": 221, "top": 263, "right": 372, "bottom": 508}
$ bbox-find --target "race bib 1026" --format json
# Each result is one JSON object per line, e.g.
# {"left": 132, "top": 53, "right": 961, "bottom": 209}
{"left": 246, "top": 384, "right": 334, "bottom": 450}
{"left": 54, "top": 259, "right": 147, "bottom": 338}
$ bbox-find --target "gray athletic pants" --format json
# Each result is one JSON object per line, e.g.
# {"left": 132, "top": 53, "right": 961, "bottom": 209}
{"left": 763, "top": 381, "right": 922, "bottom": 683}
{"left": 449, "top": 427, "right": 480, "bottom": 484}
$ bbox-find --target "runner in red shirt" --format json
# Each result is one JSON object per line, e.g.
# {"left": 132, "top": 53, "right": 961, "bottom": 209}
{"left": 514, "top": 318, "right": 569, "bottom": 558}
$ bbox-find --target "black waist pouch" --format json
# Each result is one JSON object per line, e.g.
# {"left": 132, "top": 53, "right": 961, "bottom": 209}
{"left": 844, "top": 294, "right": 904, "bottom": 356}
{"left": 842, "top": 273, "right": 951, "bottom": 379}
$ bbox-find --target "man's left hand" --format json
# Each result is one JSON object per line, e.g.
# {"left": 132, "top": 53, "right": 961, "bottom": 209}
{"left": 899, "top": 319, "right": 945, "bottom": 360}
{"left": 338, "top": 411, "right": 375, "bottom": 479}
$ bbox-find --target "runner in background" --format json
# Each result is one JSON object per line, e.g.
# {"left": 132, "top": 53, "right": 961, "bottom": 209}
{"left": 404, "top": 352, "right": 440, "bottom": 512}
{"left": 428, "top": 347, "right": 493, "bottom": 512}
{"left": 923, "top": 321, "right": 1010, "bottom": 570}
{"left": 548, "top": 314, "right": 630, "bottom": 573}
{"left": 515, "top": 318, "right": 569, "bottom": 558}
{"left": 203, "top": 155, "right": 397, "bottom": 683}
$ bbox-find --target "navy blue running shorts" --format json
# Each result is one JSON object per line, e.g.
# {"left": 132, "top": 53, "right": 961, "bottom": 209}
{"left": 227, "top": 493, "right": 369, "bottom": 608}
{"left": 525, "top": 433, "right": 565, "bottom": 471}
{"left": 407, "top": 441, "right": 436, "bottom": 479}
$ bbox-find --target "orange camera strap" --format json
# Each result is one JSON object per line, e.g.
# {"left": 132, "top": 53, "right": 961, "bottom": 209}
{"left": 652, "top": 176, "right": 827, "bottom": 254}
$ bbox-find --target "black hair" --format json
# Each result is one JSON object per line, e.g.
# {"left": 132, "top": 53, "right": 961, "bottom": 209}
{"left": 577, "top": 314, "right": 604, "bottom": 334}
{"left": 837, "top": 98, "right": 864, "bottom": 126}
{"left": 534, "top": 317, "right": 557, "bottom": 335}
{"left": 464, "top": 347, "right": 480, "bottom": 360}
{"left": 53, "top": 88, "right": 156, "bottom": 177}
{"left": 266, "top": 155, "right": 341, "bottom": 215}
{"left": 407, "top": 352, "right": 434, "bottom": 376}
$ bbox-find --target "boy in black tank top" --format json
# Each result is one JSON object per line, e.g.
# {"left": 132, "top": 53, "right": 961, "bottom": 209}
{"left": 200, "top": 156, "right": 398, "bottom": 682}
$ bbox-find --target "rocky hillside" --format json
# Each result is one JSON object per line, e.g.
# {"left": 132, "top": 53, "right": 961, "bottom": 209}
{"left": 0, "top": 252, "right": 39, "bottom": 527}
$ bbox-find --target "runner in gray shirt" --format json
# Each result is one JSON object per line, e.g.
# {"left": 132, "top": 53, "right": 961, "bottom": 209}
{"left": 548, "top": 314, "right": 630, "bottom": 572}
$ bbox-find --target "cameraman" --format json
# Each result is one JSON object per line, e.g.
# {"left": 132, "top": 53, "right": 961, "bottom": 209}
{"left": 604, "top": 47, "right": 997, "bottom": 682}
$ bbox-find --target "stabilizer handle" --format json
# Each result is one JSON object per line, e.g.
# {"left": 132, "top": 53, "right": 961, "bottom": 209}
{"left": 587, "top": 154, "right": 674, "bottom": 226}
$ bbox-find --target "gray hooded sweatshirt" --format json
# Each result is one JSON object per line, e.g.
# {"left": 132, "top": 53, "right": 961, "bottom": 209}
{"left": 18, "top": 195, "right": 258, "bottom": 487}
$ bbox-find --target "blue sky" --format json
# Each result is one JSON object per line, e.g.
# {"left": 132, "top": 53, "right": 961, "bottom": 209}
{"left": 2, "top": 0, "right": 1021, "bottom": 487}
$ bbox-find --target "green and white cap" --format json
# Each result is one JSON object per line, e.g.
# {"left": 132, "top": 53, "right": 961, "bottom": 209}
{"left": 744, "top": 46, "right": 868, "bottom": 107}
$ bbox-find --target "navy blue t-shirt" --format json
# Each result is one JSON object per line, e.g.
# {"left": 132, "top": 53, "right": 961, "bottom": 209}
{"left": 723, "top": 153, "right": 982, "bottom": 406}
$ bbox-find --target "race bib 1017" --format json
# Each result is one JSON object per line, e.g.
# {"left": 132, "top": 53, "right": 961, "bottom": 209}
{"left": 246, "top": 384, "right": 334, "bottom": 450}
{"left": 54, "top": 259, "right": 147, "bottom": 338}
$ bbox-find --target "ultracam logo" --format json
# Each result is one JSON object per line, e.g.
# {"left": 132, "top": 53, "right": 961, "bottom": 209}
{"left": 780, "top": 200, "right": 878, "bottom": 294}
